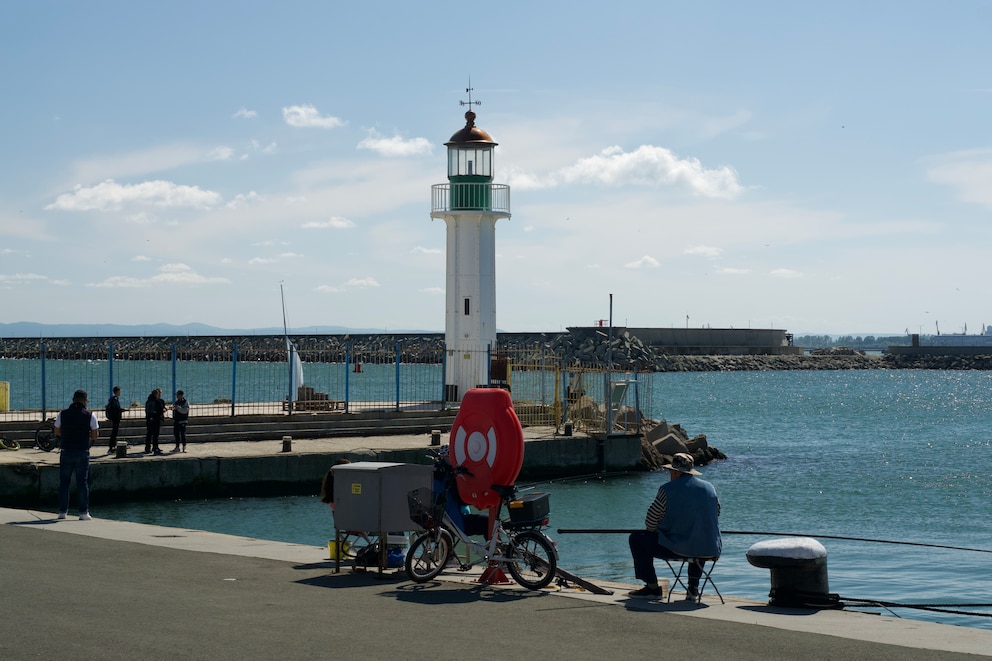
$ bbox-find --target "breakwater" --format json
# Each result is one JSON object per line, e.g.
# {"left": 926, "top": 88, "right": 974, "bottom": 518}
{"left": 3, "top": 333, "right": 991, "bottom": 370}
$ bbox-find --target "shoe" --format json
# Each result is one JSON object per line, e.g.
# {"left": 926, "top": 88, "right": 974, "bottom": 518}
{"left": 182, "top": 446, "right": 187, "bottom": 453}
{"left": 685, "top": 588, "right": 700, "bottom": 601}
{"left": 79, "top": 513, "right": 92, "bottom": 521}
{"left": 57, "top": 512, "right": 67, "bottom": 520}
{"left": 107, "top": 447, "right": 115, "bottom": 454}
{"left": 628, "top": 585, "right": 662, "bottom": 598}
{"left": 152, "top": 449, "right": 163, "bottom": 456}
{"left": 172, "top": 446, "right": 180, "bottom": 452}
{"left": 144, "top": 447, "right": 151, "bottom": 454}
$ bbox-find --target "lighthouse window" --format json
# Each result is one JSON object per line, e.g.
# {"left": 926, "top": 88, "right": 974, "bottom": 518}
{"left": 464, "top": 298, "right": 470, "bottom": 315}
{"left": 467, "top": 160, "right": 473, "bottom": 175}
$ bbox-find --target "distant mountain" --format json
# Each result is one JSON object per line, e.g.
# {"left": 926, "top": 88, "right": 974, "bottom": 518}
{"left": 0, "top": 322, "right": 439, "bottom": 338}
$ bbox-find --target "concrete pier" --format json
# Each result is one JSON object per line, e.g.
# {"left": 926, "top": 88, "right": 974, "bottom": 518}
{"left": 0, "top": 427, "right": 642, "bottom": 507}
{"left": 2, "top": 507, "right": 989, "bottom": 659}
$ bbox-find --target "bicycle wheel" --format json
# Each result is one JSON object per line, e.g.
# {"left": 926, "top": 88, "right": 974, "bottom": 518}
{"left": 405, "top": 529, "right": 452, "bottom": 582}
{"left": 0, "top": 437, "right": 20, "bottom": 450}
{"left": 35, "top": 422, "right": 57, "bottom": 452}
{"left": 506, "top": 530, "right": 558, "bottom": 590}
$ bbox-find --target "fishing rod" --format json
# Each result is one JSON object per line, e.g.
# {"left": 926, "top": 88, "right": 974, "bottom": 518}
{"left": 555, "top": 529, "right": 992, "bottom": 555}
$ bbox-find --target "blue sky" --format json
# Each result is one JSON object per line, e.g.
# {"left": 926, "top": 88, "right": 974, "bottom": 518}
{"left": 2, "top": 1, "right": 990, "bottom": 336}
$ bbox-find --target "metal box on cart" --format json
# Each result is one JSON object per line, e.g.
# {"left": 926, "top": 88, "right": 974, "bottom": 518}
{"left": 331, "top": 462, "right": 433, "bottom": 571}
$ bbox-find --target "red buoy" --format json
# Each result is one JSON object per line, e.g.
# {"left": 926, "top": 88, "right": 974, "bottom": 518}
{"left": 448, "top": 388, "right": 524, "bottom": 509}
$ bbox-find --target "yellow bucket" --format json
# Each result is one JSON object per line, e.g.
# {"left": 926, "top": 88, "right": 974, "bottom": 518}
{"left": 328, "top": 540, "right": 349, "bottom": 561}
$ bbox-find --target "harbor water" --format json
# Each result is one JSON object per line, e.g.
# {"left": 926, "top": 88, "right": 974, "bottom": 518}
{"left": 95, "top": 370, "right": 992, "bottom": 630}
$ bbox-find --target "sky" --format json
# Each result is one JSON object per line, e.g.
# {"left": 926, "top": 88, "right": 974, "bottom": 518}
{"left": 2, "top": 1, "right": 991, "bottom": 336}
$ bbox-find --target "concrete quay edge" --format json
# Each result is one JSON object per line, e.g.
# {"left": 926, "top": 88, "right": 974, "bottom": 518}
{"left": 0, "top": 427, "right": 643, "bottom": 506}
{"left": 2, "top": 506, "right": 990, "bottom": 658}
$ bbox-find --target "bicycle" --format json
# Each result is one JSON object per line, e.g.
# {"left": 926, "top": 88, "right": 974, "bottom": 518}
{"left": 35, "top": 419, "right": 58, "bottom": 452}
{"left": 405, "top": 453, "right": 558, "bottom": 590}
{"left": 0, "top": 436, "right": 20, "bottom": 450}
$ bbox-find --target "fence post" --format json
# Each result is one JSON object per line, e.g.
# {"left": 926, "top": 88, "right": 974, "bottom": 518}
{"left": 394, "top": 342, "right": 401, "bottom": 412}
{"left": 561, "top": 360, "right": 568, "bottom": 426}
{"left": 440, "top": 350, "right": 447, "bottom": 410}
{"left": 344, "top": 343, "right": 351, "bottom": 414}
{"left": 108, "top": 344, "right": 114, "bottom": 399}
{"left": 41, "top": 343, "right": 47, "bottom": 419}
{"left": 486, "top": 344, "right": 492, "bottom": 387}
{"left": 171, "top": 345, "right": 177, "bottom": 404}
{"left": 231, "top": 342, "right": 238, "bottom": 417}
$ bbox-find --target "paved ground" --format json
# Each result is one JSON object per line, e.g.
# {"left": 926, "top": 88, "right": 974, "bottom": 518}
{"left": 2, "top": 507, "right": 991, "bottom": 660}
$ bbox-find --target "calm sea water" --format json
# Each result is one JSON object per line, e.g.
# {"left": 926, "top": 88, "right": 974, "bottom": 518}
{"left": 97, "top": 370, "right": 992, "bottom": 630}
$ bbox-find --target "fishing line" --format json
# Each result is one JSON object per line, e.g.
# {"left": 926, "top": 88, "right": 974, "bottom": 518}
{"left": 555, "top": 528, "right": 992, "bottom": 555}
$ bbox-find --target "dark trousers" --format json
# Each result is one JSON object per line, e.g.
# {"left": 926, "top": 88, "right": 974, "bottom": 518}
{"left": 173, "top": 422, "right": 187, "bottom": 448}
{"left": 628, "top": 531, "right": 703, "bottom": 589}
{"left": 145, "top": 420, "right": 161, "bottom": 452}
{"left": 58, "top": 450, "right": 90, "bottom": 514}
{"left": 109, "top": 418, "right": 121, "bottom": 449}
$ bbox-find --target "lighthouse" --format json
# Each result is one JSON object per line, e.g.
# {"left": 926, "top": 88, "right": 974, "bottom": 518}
{"left": 431, "top": 94, "right": 511, "bottom": 403}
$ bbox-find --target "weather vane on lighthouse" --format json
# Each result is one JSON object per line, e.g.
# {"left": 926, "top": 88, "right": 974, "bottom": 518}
{"left": 460, "top": 80, "right": 482, "bottom": 110}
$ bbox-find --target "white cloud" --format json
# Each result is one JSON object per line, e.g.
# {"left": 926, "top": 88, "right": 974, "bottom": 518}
{"left": 315, "top": 277, "right": 380, "bottom": 293}
{"left": 233, "top": 107, "right": 257, "bottom": 119}
{"left": 625, "top": 255, "right": 660, "bottom": 268}
{"left": 88, "top": 263, "right": 229, "bottom": 288}
{"left": 302, "top": 216, "right": 355, "bottom": 229}
{"left": 206, "top": 146, "right": 234, "bottom": 161}
{"left": 411, "top": 246, "right": 441, "bottom": 255}
{"left": 249, "top": 257, "right": 275, "bottom": 265}
{"left": 685, "top": 245, "right": 724, "bottom": 258}
{"left": 345, "top": 277, "right": 380, "bottom": 288}
{"left": 926, "top": 149, "right": 992, "bottom": 210}
{"left": 420, "top": 287, "right": 444, "bottom": 295}
{"left": 282, "top": 104, "right": 345, "bottom": 129}
{"left": 717, "top": 267, "right": 751, "bottom": 275}
{"left": 770, "top": 268, "right": 802, "bottom": 278}
{"left": 131, "top": 255, "right": 150, "bottom": 262}
{"left": 46, "top": 179, "right": 221, "bottom": 211}
{"left": 510, "top": 145, "right": 745, "bottom": 199}
{"left": 0, "top": 272, "right": 49, "bottom": 283}
{"left": 357, "top": 129, "right": 433, "bottom": 157}
{"left": 226, "top": 191, "right": 263, "bottom": 209}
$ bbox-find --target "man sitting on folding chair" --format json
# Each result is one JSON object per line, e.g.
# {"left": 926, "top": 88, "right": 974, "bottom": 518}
{"left": 628, "top": 452, "right": 722, "bottom": 601}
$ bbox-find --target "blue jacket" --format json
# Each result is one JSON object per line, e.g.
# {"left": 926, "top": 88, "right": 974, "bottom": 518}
{"left": 656, "top": 475, "right": 722, "bottom": 558}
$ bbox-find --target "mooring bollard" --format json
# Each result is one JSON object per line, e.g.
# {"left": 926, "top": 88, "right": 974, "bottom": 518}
{"left": 563, "top": 422, "right": 573, "bottom": 436}
{"left": 430, "top": 429, "right": 441, "bottom": 446}
{"left": 746, "top": 537, "right": 838, "bottom": 608}
{"left": 281, "top": 436, "right": 292, "bottom": 452}
{"left": 115, "top": 441, "right": 128, "bottom": 458}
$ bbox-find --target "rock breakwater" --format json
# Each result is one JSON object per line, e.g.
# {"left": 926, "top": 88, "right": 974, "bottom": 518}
{"left": 2, "top": 333, "right": 990, "bottom": 370}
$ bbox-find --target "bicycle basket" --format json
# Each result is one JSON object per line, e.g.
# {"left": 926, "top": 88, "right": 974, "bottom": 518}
{"left": 408, "top": 487, "right": 444, "bottom": 529}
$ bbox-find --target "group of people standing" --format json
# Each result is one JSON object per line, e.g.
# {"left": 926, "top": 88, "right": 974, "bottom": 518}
{"left": 54, "top": 386, "right": 193, "bottom": 520}
{"left": 103, "top": 387, "right": 191, "bottom": 455}
{"left": 140, "top": 388, "right": 190, "bottom": 455}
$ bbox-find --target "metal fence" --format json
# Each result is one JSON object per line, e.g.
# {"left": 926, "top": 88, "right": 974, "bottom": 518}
{"left": 0, "top": 340, "right": 651, "bottom": 435}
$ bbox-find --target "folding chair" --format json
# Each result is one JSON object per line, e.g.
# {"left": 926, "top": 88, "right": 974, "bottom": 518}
{"left": 664, "top": 556, "right": 723, "bottom": 604}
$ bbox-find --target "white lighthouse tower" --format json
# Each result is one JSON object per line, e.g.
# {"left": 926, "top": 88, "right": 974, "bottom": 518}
{"left": 431, "top": 93, "right": 510, "bottom": 403}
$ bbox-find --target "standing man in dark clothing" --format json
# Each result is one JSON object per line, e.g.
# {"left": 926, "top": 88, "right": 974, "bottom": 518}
{"left": 144, "top": 388, "right": 166, "bottom": 456}
{"left": 105, "top": 386, "right": 123, "bottom": 454}
{"left": 55, "top": 389, "right": 99, "bottom": 520}
{"left": 172, "top": 389, "right": 190, "bottom": 453}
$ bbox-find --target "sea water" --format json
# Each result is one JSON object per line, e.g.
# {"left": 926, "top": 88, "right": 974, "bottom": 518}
{"left": 97, "top": 370, "right": 992, "bottom": 630}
